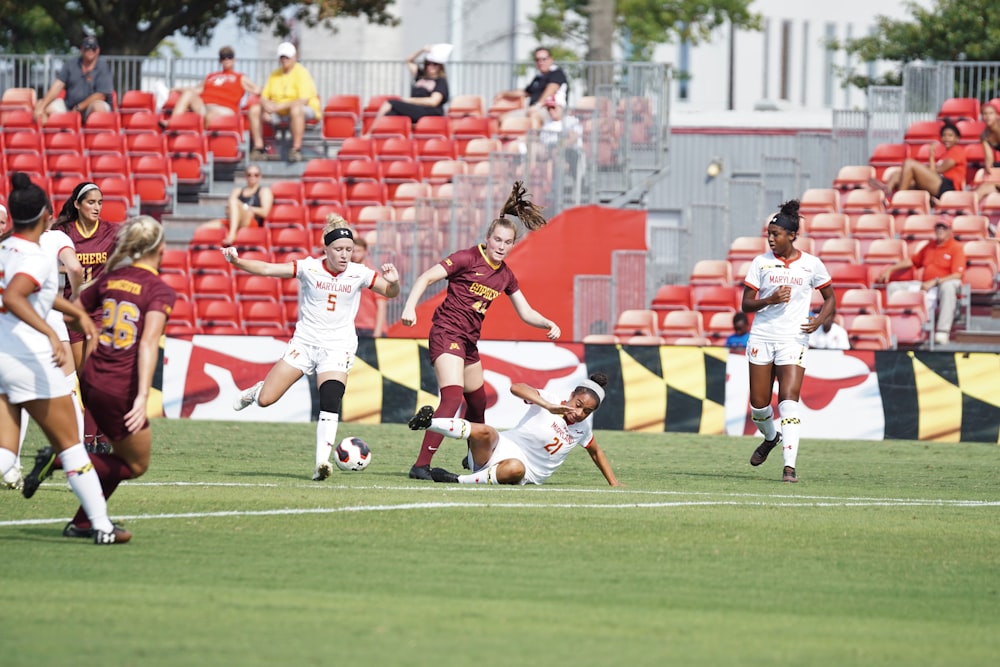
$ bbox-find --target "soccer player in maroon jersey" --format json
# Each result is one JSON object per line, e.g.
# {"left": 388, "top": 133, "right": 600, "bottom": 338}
{"left": 400, "top": 181, "right": 561, "bottom": 480}
{"left": 51, "top": 181, "right": 120, "bottom": 452}
{"left": 61, "top": 216, "right": 176, "bottom": 539}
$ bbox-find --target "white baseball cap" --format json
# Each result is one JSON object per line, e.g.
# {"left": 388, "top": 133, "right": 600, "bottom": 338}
{"left": 277, "top": 42, "right": 297, "bottom": 59}
{"left": 425, "top": 43, "right": 453, "bottom": 65}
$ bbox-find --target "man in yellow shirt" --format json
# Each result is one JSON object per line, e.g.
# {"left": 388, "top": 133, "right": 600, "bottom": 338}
{"left": 248, "top": 42, "right": 320, "bottom": 163}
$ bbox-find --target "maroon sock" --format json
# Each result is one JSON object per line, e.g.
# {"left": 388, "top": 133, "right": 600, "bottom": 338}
{"left": 463, "top": 386, "right": 487, "bottom": 424}
{"left": 70, "top": 452, "right": 134, "bottom": 528}
{"left": 413, "top": 385, "right": 464, "bottom": 467}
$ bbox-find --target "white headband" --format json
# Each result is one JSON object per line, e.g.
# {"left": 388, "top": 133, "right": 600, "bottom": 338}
{"left": 76, "top": 183, "right": 100, "bottom": 201}
{"left": 577, "top": 379, "right": 606, "bottom": 406}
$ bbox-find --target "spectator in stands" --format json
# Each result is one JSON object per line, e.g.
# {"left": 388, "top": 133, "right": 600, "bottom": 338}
{"left": 725, "top": 312, "right": 750, "bottom": 350}
{"left": 743, "top": 200, "right": 835, "bottom": 484}
{"left": 872, "top": 121, "right": 966, "bottom": 202}
{"left": 198, "top": 165, "right": 273, "bottom": 246}
{"left": 351, "top": 234, "right": 387, "bottom": 338}
{"left": 808, "top": 313, "right": 850, "bottom": 350}
{"left": 170, "top": 46, "right": 260, "bottom": 128}
{"left": 493, "top": 47, "right": 569, "bottom": 129}
{"left": 877, "top": 217, "right": 965, "bottom": 346}
{"left": 974, "top": 100, "right": 1000, "bottom": 204}
{"left": 365, "top": 44, "right": 451, "bottom": 134}
{"left": 33, "top": 35, "right": 113, "bottom": 126}
{"left": 248, "top": 42, "right": 320, "bottom": 164}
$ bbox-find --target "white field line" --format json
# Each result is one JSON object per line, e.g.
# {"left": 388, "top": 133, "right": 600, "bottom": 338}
{"left": 2, "top": 484, "right": 998, "bottom": 529}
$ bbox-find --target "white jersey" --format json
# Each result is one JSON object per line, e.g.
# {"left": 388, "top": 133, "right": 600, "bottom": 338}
{"left": 40, "top": 229, "right": 76, "bottom": 340}
{"left": 744, "top": 249, "right": 831, "bottom": 344}
{"left": 292, "top": 256, "right": 376, "bottom": 349}
{"left": 503, "top": 390, "right": 595, "bottom": 484}
{"left": 0, "top": 234, "right": 60, "bottom": 356}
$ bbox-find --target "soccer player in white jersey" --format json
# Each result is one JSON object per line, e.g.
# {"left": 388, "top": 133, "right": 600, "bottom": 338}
{"left": 223, "top": 215, "right": 400, "bottom": 479}
{"left": 407, "top": 372, "right": 620, "bottom": 486}
{"left": 741, "top": 200, "right": 836, "bottom": 483}
{"left": 2, "top": 220, "right": 86, "bottom": 490}
{"left": 0, "top": 173, "right": 130, "bottom": 544}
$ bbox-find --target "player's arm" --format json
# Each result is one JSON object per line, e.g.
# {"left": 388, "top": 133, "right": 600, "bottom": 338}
{"left": 585, "top": 439, "right": 621, "bottom": 487}
{"left": 124, "top": 309, "right": 167, "bottom": 434}
{"left": 508, "top": 290, "right": 561, "bottom": 340}
{"left": 58, "top": 246, "right": 84, "bottom": 301}
{"left": 802, "top": 284, "right": 836, "bottom": 335}
{"left": 221, "top": 246, "right": 294, "bottom": 278}
{"left": 371, "top": 263, "right": 400, "bottom": 298}
{"left": 741, "top": 283, "right": 790, "bottom": 313}
{"left": 400, "top": 262, "right": 448, "bottom": 326}
{"left": 3, "top": 275, "right": 73, "bottom": 367}
{"left": 510, "top": 383, "right": 570, "bottom": 417}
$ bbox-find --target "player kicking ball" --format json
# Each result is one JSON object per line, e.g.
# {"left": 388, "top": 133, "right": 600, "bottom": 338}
{"left": 408, "top": 373, "right": 620, "bottom": 486}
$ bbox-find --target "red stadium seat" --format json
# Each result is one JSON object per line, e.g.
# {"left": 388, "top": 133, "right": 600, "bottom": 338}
{"left": 612, "top": 309, "right": 659, "bottom": 337}
{"left": 321, "top": 94, "right": 361, "bottom": 141}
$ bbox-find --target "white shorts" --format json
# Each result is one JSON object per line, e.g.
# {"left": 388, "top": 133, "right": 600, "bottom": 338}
{"left": 0, "top": 352, "right": 71, "bottom": 404}
{"left": 45, "top": 308, "right": 69, "bottom": 342}
{"left": 746, "top": 336, "right": 808, "bottom": 367}
{"left": 281, "top": 337, "right": 355, "bottom": 376}
{"left": 477, "top": 435, "right": 541, "bottom": 486}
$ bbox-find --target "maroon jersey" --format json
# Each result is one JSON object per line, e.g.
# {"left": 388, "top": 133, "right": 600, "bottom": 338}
{"left": 430, "top": 244, "right": 519, "bottom": 341}
{"left": 79, "top": 263, "right": 176, "bottom": 397}
{"left": 59, "top": 218, "right": 119, "bottom": 297}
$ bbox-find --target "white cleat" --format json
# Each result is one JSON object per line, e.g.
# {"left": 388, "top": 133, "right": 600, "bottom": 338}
{"left": 312, "top": 462, "right": 333, "bottom": 481}
{"left": 233, "top": 381, "right": 263, "bottom": 411}
{"left": 2, "top": 464, "right": 24, "bottom": 490}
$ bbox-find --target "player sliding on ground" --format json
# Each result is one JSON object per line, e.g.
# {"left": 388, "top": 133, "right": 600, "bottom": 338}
{"left": 408, "top": 373, "right": 620, "bottom": 486}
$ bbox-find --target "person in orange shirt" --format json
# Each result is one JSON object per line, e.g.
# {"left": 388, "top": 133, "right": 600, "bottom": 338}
{"left": 874, "top": 121, "right": 966, "bottom": 201}
{"left": 171, "top": 46, "right": 260, "bottom": 127}
{"left": 878, "top": 218, "right": 966, "bottom": 345}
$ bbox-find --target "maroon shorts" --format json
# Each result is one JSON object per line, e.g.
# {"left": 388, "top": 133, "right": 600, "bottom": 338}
{"left": 428, "top": 325, "right": 480, "bottom": 365}
{"left": 79, "top": 374, "right": 145, "bottom": 443}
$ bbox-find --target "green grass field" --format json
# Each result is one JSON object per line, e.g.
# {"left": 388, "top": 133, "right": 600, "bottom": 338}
{"left": 2, "top": 419, "right": 998, "bottom": 667}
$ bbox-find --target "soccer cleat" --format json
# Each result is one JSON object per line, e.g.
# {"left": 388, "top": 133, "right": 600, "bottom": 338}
{"left": 460, "top": 453, "right": 470, "bottom": 470}
{"left": 63, "top": 521, "right": 95, "bottom": 539}
{"left": 430, "top": 467, "right": 459, "bottom": 483}
{"left": 312, "top": 462, "right": 333, "bottom": 481}
{"left": 782, "top": 466, "right": 798, "bottom": 483}
{"left": 750, "top": 434, "right": 781, "bottom": 467}
{"left": 2, "top": 463, "right": 24, "bottom": 490}
{"left": 22, "top": 446, "right": 57, "bottom": 499}
{"left": 407, "top": 405, "right": 434, "bottom": 430}
{"left": 233, "top": 381, "right": 263, "bottom": 411}
{"left": 408, "top": 464, "right": 433, "bottom": 481}
{"left": 93, "top": 525, "right": 132, "bottom": 545}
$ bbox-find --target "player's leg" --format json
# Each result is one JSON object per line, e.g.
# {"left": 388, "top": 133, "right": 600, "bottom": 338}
{"left": 748, "top": 352, "right": 781, "bottom": 466}
{"left": 314, "top": 369, "right": 349, "bottom": 480}
{"left": 411, "top": 351, "right": 466, "bottom": 478}
{"left": 0, "top": 395, "right": 22, "bottom": 484}
{"left": 775, "top": 357, "right": 807, "bottom": 483}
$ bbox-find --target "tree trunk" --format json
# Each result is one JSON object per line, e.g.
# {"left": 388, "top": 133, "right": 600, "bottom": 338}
{"left": 586, "top": 0, "right": 616, "bottom": 93}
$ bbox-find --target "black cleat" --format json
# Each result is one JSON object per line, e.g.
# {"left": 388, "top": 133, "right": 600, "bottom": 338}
{"left": 22, "top": 446, "right": 57, "bottom": 499}
{"left": 408, "top": 405, "right": 434, "bottom": 430}
{"left": 750, "top": 434, "right": 781, "bottom": 467}
{"left": 782, "top": 466, "right": 798, "bottom": 483}
{"left": 409, "top": 464, "right": 433, "bottom": 481}
{"left": 430, "top": 467, "right": 459, "bottom": 483}
{"left": 93, "top": 524, "right": 132, "bottom": 545}
{"left": 460, "top": 453, "right": 470, "bottom": 470}
{"left": 63, "top": 521, "right": 95, "bottom": 539}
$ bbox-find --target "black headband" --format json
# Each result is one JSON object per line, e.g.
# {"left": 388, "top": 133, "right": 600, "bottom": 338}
{"left": 769, "top": 214, "right": 797, "bottom": 232}
{"left": 323, "top": 227, "right": 354, "bottom": 246}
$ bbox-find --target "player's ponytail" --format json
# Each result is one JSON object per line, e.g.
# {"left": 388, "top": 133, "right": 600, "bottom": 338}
{"left": 107, "top": 215, "right": 165, "bottom": 271}
{"left": 768, "top": 199, "right": 801, "bottom": 233}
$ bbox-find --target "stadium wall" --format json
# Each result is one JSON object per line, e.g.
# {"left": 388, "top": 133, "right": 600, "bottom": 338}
{"left": 156, "top": 338, "right": 1000, "bottom": 444}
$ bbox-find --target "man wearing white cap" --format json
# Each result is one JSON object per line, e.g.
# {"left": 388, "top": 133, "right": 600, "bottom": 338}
{"left": 364, "top": 44, "right": 451, "bottom": 133}
{"left": 248, "top": 42, "right": 320, "bottom": 163}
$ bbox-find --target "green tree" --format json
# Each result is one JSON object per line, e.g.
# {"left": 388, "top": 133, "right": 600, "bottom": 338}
{"left": 0, "top": 0, "right": 398, "bottom": 56}
{"left": 530, "top": 0, "right": 760, "bottom": 62}
{"left": 832, "top": 0, "right": 1000, "bottom": 89}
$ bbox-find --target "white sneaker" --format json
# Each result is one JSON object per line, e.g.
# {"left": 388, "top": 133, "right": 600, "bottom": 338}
{"left": 934, "top": 332, "right": 949, "bottom": 345}
{"left": 2, "top": 464, "right": 23, "bottom": 490}
{"left": 233, "top": 381, "right": 263, "bottom": 411}
{"left": 312, "top": 462, "right": 333, "bottom": 481}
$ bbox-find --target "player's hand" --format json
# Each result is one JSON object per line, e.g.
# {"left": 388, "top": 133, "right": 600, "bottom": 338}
{"left": 771, "top": 285, "right": 792, "bottom": 304}
{"left": 546, "top": 404, "right": 572, "bottom": 417}
{"left": 381, "top": 263, "right": 399, "bottom": 284}
{"left": 221, "top": 246, "right": 239, "bottom": 263}
{"left": 546, "top": 322, "right": 561, "bottom": 340}
{"left": 124, "top": 393, "right": 148, "bottom": 434}
{"left": 401, "top": 307, "right": 416, "bottom": 326}
{"left": 800, "top": 315, "right": 820, "bottom": 334}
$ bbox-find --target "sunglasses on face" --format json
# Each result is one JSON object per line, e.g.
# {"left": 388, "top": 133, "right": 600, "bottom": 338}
{"left": 220, "top": 55, "right": 234, "bottom": 61}
{"left": 246, "top": 172, "right": 261, "bottom": 177}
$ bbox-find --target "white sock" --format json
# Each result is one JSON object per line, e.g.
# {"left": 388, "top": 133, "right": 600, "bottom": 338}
{"left": 750, "top": 405, "right": 778, "bottom": 441}
{"left": 59, "top": 444, "right": 114, "bottom": 533}
{"left": 429, "top": 417, "right": 471, "bottom": 440}
{"left": 317, "top": 411, "right": 339, "bottom": 466}
{"left": 17, "top": 408, "right": 28, "bottom": 466}
{"left": 458, "top": 464, "right": 498, "bottom": 485}
{"left": 0, "top": 448, "right": 17, "bottom": 477}
{"left": 778, "top": 400, "right": 801, "bottom": 468}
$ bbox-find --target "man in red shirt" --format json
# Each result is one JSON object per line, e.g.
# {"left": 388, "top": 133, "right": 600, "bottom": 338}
{"left": 879, "top": 218, "right": 966, "bottom": 345}
{"left": 172, "top": 46, "right": 260, "bottom": 127}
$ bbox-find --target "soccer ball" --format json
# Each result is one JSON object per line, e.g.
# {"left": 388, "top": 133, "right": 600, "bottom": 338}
{"left": 334, "top": 436, "right": 372, "bottom": 471}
